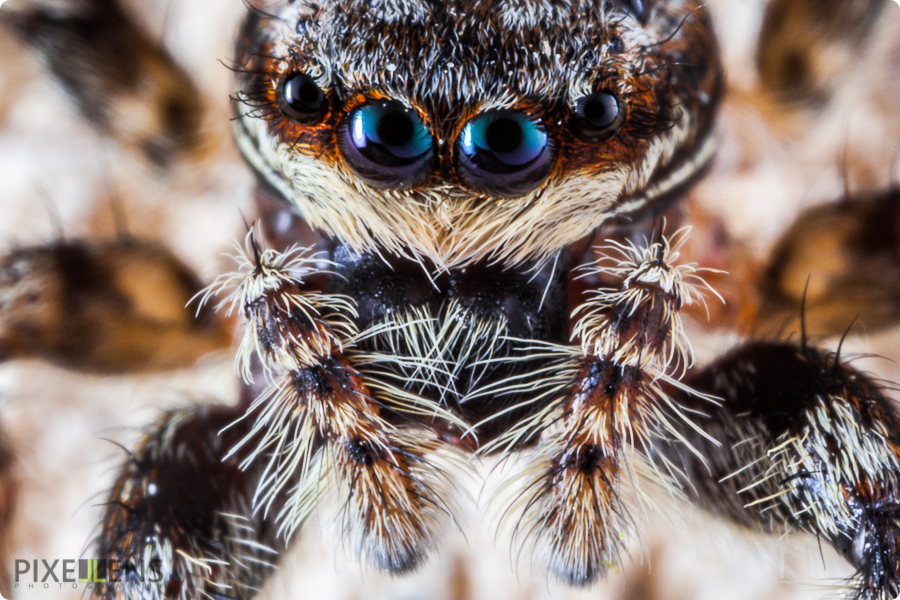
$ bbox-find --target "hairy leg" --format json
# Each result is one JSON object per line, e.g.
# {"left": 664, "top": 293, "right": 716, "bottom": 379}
{"left": 657, "top": 340, "right": 900, "bottom": 600}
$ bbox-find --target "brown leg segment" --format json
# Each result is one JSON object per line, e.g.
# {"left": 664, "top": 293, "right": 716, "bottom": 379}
{"left": 1, "top": 0, "right": 204, "bottom": 165}
{"left": 0, "top": 425, "right": 17, "bottom": 599}
{"left": 484, "top": 231, "right": 714, "bottom": 585}
{"left": 0, "top": 239, "right": 231, "bottom": 374}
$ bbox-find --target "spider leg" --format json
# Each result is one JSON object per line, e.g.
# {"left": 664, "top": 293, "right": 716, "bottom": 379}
{"left": 0, "top": 424, "right": 16, "bottom": 599}
{"left": 657, "top": 340, "right": 900, "bottom": 600}
{"left": 95, "top": 402, "right": 285, "bottom": 600}
{"left": 209, "top": 232, "right": 461, "bottom": 575}
{"left": 483, "top": 229, "right": 710, "bottom": 585}
{"left": 0, "top": 0, "right": 205, "bottom": 166}
{"left": 0, "top": 239, "right": 231, "bottom": 373}
{"left": 754, "top": 187, "right": 900, "bottom": 338}
{"left": 757, "top": 0, "right": 888, "bottom": 103}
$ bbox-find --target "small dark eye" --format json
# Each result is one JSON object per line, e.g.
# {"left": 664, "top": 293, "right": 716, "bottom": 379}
{"left": 614, "top": 0, "right": 647, "bottom": 20}
{"left": 574, "top": 92, "right": 623, "bottom": 141}
{"left": 339, "top": 100, "right": 434, "bottom": 188}
{"left": 279, "top": 72, "right": 327, "bottom": 123}
{"left": 456, "top": 110, "right": 554, "bottom": 197}
{"left": 628, "top": 0, "right": 645, "bottom": 17}
{"left": 609, "top": 35, "right": 624, "bottom": 54}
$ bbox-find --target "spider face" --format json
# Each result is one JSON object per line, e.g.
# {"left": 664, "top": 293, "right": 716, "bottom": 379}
{"left": 226, "top": 0, "right": 723, "bottom": 453}
{"left": 233, "top": 0, "right": 721, "bottom": 266}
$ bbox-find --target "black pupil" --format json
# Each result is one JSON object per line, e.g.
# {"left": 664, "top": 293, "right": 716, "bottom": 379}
{"left": 285, "top": 75, "right": 323, "bottom": 112}
{"left": 378, "top": 111, "right": 414, "bottom": 147}
{"left": 485, "top": 118, "right": 524, "bottom": 154}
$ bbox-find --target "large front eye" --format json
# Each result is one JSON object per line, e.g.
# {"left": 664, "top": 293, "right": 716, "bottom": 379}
{"left": 574, "top": 92, "right": 623, "bottom": 141}
{"left": 278, "top": 72, "right": 327, "bottom": 123}
{"left": 340, "top": 100, "right": 434, "bottom": 188}
{"left": 457, "top": 110, "right": 553, "bottom": 197}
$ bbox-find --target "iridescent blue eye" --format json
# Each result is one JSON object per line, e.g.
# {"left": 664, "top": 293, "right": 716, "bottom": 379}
{"left": 456, "top": 110, "right": 554, "bottom": 197}
{"left": 340, "top": 100, "right": 434, "bottom": 188}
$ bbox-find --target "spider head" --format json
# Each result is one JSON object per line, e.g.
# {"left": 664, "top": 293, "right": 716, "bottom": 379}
{"left": 232, "top": 0, "right": 721, "bottom": 268}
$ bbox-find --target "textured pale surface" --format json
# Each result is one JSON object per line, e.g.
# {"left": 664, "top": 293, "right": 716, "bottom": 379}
{"left": 0, "top": 1, "right": 899, "bottom": 599}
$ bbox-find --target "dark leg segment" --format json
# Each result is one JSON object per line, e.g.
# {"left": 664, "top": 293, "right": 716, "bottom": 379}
{"left": 95, "top": 404, "right": 285, "bottom": 600}
{"left": 659, "top": 340, "right": 900, "bottom": 600}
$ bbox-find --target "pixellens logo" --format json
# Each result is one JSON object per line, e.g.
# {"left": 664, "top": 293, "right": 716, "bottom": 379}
{"left": 10, "top": 558, "right": 164, "bottom": 593}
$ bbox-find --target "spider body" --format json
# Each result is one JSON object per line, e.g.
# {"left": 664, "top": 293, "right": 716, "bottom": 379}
{"left": 217, "top": 0, "right": 722, "bottom": 580}
{"left": 1, "top": 1, "right": 900, "bottom": 600}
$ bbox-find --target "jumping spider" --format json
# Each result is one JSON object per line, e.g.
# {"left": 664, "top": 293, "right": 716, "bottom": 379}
{"left": 1, "top": 1, "right": 900, "bottom": 600}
